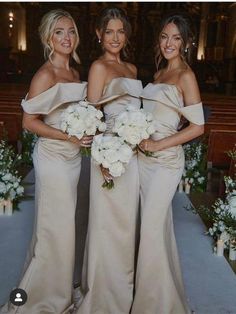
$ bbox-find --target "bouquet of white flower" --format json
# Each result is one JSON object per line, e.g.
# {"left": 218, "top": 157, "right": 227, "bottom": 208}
{"left": 0, "top": 170, "right": 24, "bottom": 201}
{"left": 91, "top": 134, "right": 133, "bottom": 189}
{"left": 112, "top": 105, "right": 156, "bottom": 148}
{"left": 60, "top": 100, "right": 106, "bottom": 156}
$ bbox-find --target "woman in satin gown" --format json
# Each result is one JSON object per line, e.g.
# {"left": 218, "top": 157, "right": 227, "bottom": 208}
{"left": 2, "top": 10, "right": 92, "bottom": 314}
{"left": 76, "top": 8, "right": 142, "bottom": 314}
{"left": 132, "top": 15, "right": 205, "bottom": 314}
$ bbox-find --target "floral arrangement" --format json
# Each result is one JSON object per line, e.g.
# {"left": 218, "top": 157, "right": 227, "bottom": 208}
{"left": 112, "top": 105, "right": 156, "bottom": 149}
{"left": 0, "top": 140, "right": 24, "bottom": 215}
{"left": 21, "top": 129, "right": 38, "bottom": 165}
{"left": 91, "top": 134, "right": 133, "bottom": 189}
{"left": 60, "top": 100, "right": 106, "bottom": 156}
{"left": 180, "top": 141, "right": 207, "bottom": 193}
{"left": 197, "top": 176, "right": 236, "bottom": 252}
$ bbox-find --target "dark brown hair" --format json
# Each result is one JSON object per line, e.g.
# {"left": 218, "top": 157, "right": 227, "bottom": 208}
{"left": 154, "top": 14, "right": 195, "bottom": 70}
{"left": 96, "top": 7, "right": 132, "bottom": 60}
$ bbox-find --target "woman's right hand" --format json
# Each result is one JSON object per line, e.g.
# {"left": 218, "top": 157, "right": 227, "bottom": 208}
{"left": 100, "top": 165, "right": 113, "bottom": 183}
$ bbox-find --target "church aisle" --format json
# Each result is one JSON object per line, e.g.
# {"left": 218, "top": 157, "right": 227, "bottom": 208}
{"left": 1, "top": 165, "right": 236, "bottom": 314}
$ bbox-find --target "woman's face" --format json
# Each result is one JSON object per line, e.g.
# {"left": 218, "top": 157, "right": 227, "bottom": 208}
{"left": 51, "top": 17, "right": 77, "bottom": 56}
{"left": 98, "top": 18, "right": 126, "bottom": 55}
{"left": 159, "top": 22, "right": 183, "bottom": 60}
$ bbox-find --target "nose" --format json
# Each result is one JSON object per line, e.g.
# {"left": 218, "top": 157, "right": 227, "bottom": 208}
{"left": 64, "top": 32, "right": 70, "bottom": 40}
{"left": 166, "top": 38, "right": 171, "bottom": 47}
{"left": 113, "top": 32, "right": 118, "bottom": 42}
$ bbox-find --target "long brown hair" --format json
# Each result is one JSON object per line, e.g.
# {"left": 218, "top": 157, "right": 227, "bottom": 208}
{"left": 95, "top": 7, "right": 132, "bottom": 60}
{"left": 154, "top": 14, "right": 195, "bottom": 70}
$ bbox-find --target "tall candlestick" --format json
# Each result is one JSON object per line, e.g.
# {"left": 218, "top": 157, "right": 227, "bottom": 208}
{"left": 185, "top": 182, "right": 191, "bottom": 194}
{"left": 216, "top": 239, "right": 224, "bottom": 256}
{"left": 0, "top": 199, "right": 4, "bottom": 215}
{"left": 4, "top": 199, "right": 13, "bottom": 216}
{"left": 229, "top": 242, "right": 236, "bottom": 261}
{"left": 178, "top": 180, "right": 183, "bottom": 193}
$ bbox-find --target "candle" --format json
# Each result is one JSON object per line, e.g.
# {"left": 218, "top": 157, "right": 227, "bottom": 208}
{"left": 185, "top": 182, "right": 191, "bottom": 194}
{"left": 0, "top": 199, "right": 4, "bottom": 215}
{"left": 229, "top": 242, "right": 236, "bottom": 261}
{"left": 178, "top": 180, "right": 183, "bottom": 193}
{"left": 216, "top": 239, "right": 224, "bottom": 256}
{"left": 4, "top": 199, "right": 13, "bottom": 216}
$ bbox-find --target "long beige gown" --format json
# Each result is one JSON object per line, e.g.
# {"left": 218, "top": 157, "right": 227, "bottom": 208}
{"left": 132, "top": 83, "right": 205, "bottom": 314}
{"left": 5, "top": 82, "right": 87, "bottom": 314}
{"left": 77, "top": 78, "right": 143, "bottom": 314}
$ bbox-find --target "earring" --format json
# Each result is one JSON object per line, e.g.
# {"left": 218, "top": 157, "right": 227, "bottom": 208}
{"left": 98, "top": 38, "right": 101, "bottom": 44}
{"left": 185, "top": 47, "right": 188, "bottom": 53}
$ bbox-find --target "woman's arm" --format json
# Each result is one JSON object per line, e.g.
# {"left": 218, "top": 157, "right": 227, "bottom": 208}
{"left": 87, "top": 60, "right": 107, "bottom": 103}
{"left": 139, "top": 70, "right": 204, "bottom": 152}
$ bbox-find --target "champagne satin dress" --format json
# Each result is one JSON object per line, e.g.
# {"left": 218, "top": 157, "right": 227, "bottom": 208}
{"left": 6, "top": 82, "right": 87, "bottom": 314}
{"left": 132, "top": 83, "right": 205, "bottom": 314}
{"left": 77, "top": 78, "right": 143, "bottom": 314}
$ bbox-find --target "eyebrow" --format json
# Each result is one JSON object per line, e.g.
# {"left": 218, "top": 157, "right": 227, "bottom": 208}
{"left": 54, "top": 27, "right": 75, "bottom": 30}
{"left": 105, "top": 28, "right": 124, "bottom": 31}
{"left": 161, "top": 32, "right": 181, "bottom": 36}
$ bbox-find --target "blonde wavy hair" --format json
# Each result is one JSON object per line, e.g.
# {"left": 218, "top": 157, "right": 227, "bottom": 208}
{"left": 38, "top": 9, "right": 80, "bottom": 64}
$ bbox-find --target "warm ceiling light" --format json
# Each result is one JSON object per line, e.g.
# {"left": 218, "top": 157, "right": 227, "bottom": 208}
{"left": 9, "top": 24, "right": 13, "bottom": 28}
{"left": 9, "top": 12, "right": 14, "bottom": 18}
{"left": 9, "top": 17, "right": 13, "bottom": 21}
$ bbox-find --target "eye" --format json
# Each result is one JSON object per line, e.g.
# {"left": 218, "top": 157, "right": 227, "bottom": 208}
{"left": 118, "top": 29, "right": 125, "bottom": 34}
{"left": 55, "top": 30, "right": 63, "bottom": 35}
{"left": 105, "top": 30, "right": 112, "bottom": 34}
{"left": 174, "top": 37, "right": 182, "bottom": 41}
{"left": 69, "top": 30, "right": 76, "bottom": 35}
{"left": 160, "top": 34, "right": 167, "bottom": 40}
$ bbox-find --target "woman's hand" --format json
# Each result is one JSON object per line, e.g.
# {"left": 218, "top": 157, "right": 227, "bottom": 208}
{"left": 100, "top": 165, "right": 113, "bottom": 183}
{"left": 138, "top": 138, "right": 159, "bottom": 153}
{"left": 68, "top": 135, "right": 93, "bottom": 147}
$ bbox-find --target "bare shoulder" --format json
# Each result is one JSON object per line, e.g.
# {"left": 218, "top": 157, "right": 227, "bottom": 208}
{"left": 125, "top": 62, "right": 137, "bottom": 78}
{"left": 89, "top": 59, "right": 107, "bottom": 75}
{"left": 179, "top": 68, "right": 198, "bottom": 86}
{"left": 179, "top": 68, "right": 201, "bottom": 105}
{"left": 28, "top": 64, "right": 55, "bottom": 99}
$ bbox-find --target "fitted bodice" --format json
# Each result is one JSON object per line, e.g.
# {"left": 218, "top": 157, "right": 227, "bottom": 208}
{"left": 21, "top": 82, "right": 87, "bottom": 159}
{"left": 140, "top": 83, "right": 204, "bottom": 168}
{"left": 95, "top": 77, "right": 143, "bottom": 133}
{"left": 141, "top": 83, "right": 204, "bottom": 140}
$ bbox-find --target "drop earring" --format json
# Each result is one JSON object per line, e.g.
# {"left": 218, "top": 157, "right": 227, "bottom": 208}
{"left": 98, "top": 38, "right": 101, "bottom": 44}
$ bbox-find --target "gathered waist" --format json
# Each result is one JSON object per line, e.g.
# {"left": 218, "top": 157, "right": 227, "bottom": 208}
{"left": 138, "top": 145, "right": 184, "bottom": 169}
{"left": 35, "top": 137, "right": 81, "bottom": 160}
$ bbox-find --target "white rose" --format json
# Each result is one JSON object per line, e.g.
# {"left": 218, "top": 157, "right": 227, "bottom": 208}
{"left": 16, "top": 186, "right": 24, "bottom": 195}
{"left": 0, "top": 182, "right": 7, "bottom": 194}
{"left": 228, "top": 195, "right": 236, "bottom": 218}
{"left": 109, "top": 161, "right": 124, "bottom": 177}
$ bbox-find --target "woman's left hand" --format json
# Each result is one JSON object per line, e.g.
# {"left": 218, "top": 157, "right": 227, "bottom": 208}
{"left": 138, "top": 139, "right": 158, "bottom": 152}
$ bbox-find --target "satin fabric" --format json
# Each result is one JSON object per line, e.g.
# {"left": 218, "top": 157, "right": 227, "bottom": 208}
{"left": 77, "top": 78, "right": 143, "bottom": 314}
{"left": 131, "top": 83, "right": 204, "bottom": 314}
{"left": 4, "top": 82, "right": 87, "bottom": 314}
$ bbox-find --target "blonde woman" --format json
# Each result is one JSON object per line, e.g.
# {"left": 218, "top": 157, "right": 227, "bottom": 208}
{"left": 2, "top": 9, "right": 92, "bottom": 314}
